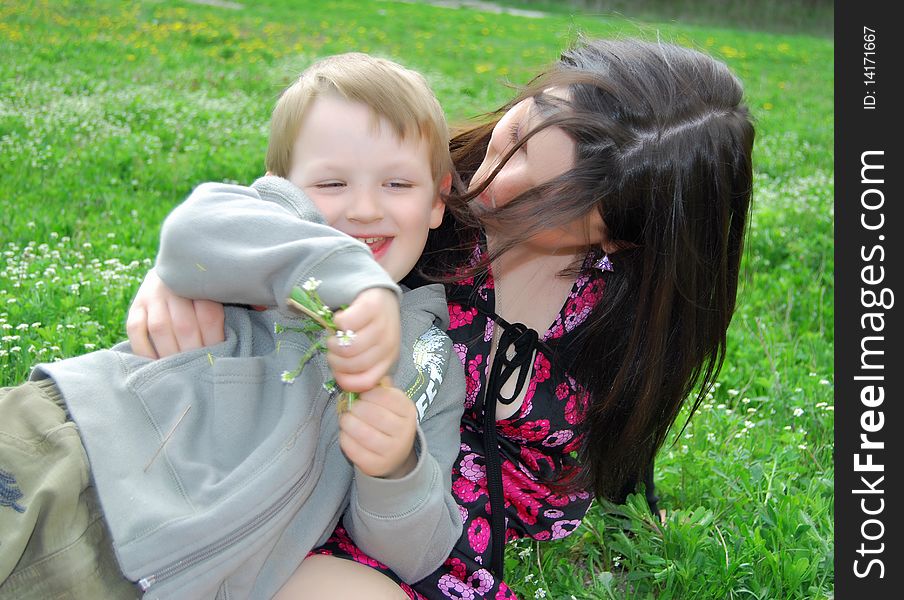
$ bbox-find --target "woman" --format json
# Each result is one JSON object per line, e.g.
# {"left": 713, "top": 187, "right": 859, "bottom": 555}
{"left": 129, "top": 38, "right": 754, "bottom": 599}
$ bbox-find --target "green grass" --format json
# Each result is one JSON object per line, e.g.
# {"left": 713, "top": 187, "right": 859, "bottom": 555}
{"left": 0, "top": 1, "right": 833, "bottom": 598}
{"left": 486, "top": 0, "right": 833, "bottom": 37}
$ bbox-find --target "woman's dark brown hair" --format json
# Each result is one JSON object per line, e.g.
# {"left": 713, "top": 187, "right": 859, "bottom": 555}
{"left": 421, "top": 38, "right": 755, "bottom": 502}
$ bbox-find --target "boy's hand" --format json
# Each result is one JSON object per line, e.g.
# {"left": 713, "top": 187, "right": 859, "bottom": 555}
{"left": 338, "top": 380, "right": 418, "bottom": 479}
{"left": 325, "top": 287, "right": 400, "bottom": 393}
{"left": 127, "top": 269, "right": 226, "bottom": 359}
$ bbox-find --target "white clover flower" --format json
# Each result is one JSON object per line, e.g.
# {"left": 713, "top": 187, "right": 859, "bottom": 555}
{"left": 815, "top": 402, "right": 827, "bottom": 408}
{"left": 728, "top": 389, "right": 740, "bottom": 397}
{"left": 706, "top": 432, "right": 717, "bottom": 442}
{"left": 302, "top": 277, "right": 322, "bottom": 292}
{"left": 819, "top": 379, "right": 830, "bottom": 385}
{"left": 84, "top": 343, "right": 95, "bottom": 350}
{"left": 798, "top": 444, "right": 808, "bottom": 450}
{"left": 793, "top": 407, "right": 804, "bottom": 417}
{"left": 744, "top": 420, "right": 755, "bottom": 429}
{"left": 825, "top": 406, "right": 834, "bottom": 411}
{"left": 336, "top": 330, "right": 356, "bottom": 347}
{"left": 281, "top": 371, "right": 296, "bottom": 384}
{"left": 524, "top": 573, "right": 535, "bottom": 583}
{"left": 534, "top": 590, "right": 546, "bottom": 599}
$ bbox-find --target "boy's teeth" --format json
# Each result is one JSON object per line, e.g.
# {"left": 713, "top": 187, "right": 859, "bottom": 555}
{"left": 359, "top": 237, "right": 384, "bottom": 244}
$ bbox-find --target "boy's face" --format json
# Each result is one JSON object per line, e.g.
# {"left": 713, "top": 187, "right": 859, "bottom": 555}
{"left": 287, "top": 95, "right": 445, "bottom": 282}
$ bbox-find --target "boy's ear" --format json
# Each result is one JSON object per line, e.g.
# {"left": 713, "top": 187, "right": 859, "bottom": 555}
{"left": 429, "top": 172, "right": 451, "bottom": 229}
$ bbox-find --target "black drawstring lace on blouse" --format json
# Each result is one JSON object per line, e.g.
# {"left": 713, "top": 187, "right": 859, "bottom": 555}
{"left": 469, "top": 305, "right": 553, "bottom": 578}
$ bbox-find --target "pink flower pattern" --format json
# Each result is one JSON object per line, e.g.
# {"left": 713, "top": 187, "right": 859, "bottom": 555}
{"left": 312, "top": 243, "right": 608, "bottom": 600}
{"left": 467, "top": 517, "right": 491, "bottom": 554}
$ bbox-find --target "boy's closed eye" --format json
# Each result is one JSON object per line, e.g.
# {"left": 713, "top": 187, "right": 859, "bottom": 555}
{"left": 385, "top": 180, "right": 415, "bottom": 189}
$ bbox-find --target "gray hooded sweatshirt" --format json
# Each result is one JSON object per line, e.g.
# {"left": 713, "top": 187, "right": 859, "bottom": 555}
{"left": 32, "top": 177, "right": 464, "bottom": 599}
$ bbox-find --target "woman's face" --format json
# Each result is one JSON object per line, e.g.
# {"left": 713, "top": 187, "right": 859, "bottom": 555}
{"left": 470, "top": 93, "right": 573, "bottom": 210}
{"left": 470, "top": 90, "right": 606, "bottom": 251}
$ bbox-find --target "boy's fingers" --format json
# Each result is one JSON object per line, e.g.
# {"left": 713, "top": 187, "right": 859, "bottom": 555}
{"left": 332, "top": 368, "right": 388, "bottom": 394}
{"left": 338, "top": 430, "right": 388, "bottom": 477}
{"left": 325, "top": 326, "right": 382, "bottom": 358}
{"left": 326, "top": 343, "right": 387, "bottom": 375}
{"left": 353, "top": 387, "right": 416, "bottom": 428}
{"left": 339, "top": 412, "right": 393, "bottom": 454}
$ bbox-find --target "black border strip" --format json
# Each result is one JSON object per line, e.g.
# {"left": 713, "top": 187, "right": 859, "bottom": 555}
{"left": 836, "top": 1, "right": 902, "bottom": 595}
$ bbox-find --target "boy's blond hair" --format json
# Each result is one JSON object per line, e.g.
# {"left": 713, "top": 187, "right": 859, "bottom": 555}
{"left": 267, "top": 53, "right": 451, "bottom": 187}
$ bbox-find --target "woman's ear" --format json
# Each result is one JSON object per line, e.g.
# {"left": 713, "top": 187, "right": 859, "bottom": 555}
{"left": 430, "top": 173, "right": 452, "bottom": 229}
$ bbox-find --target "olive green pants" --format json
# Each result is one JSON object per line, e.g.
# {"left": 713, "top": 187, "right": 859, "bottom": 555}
{"left": 0, "top": 379, "right": 136, "bottom": 599}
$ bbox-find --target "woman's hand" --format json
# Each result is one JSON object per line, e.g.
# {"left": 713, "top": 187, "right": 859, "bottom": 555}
{"left": 339, "top": 380, "right": 418, "bottom": 479}
{"left": 325, "top": 287, "right": 400, "bottom": 393}
{"left": 126, "top": 269, "right": 226, "bottom": 358}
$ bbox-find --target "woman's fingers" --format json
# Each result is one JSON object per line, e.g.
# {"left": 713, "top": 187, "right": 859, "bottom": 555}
{"left": 193, "top": 299, "right": 226, "bottom": 347}
{"left": 125, "top": 305, "right": 157, "bottom": 359}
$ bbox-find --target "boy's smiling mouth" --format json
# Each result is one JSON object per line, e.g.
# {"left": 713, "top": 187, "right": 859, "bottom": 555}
{"left": 355, "top": 236, "right": 392, "bottom": 258}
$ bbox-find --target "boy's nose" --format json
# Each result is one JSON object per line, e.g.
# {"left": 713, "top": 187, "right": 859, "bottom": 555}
{"left": 346, "top": 186, "right": 383, "bottom": 223}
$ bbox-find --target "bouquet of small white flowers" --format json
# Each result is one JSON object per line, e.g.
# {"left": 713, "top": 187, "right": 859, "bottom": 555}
{"left": 277, "top": 277, "right": 358, "bottom": 413}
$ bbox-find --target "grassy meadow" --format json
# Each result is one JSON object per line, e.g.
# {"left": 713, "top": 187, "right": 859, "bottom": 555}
{"left": 0, "top": 1, "right": 833, "bottom": 598}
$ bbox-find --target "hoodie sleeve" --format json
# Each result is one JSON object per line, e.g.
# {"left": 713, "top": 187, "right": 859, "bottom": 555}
{"left": 340, "top": 328, "right": 465, "bottom": 583}
{"left": 155, "top": 176, "right": 400, "bottom": 311}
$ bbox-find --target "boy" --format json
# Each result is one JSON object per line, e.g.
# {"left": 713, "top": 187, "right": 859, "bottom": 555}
{"left": 0, "top": 53, "right": 464, "bottom": 599}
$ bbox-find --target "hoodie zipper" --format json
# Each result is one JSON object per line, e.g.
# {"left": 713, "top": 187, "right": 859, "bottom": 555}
{"left": 136, "top": 412, "right": 336, "bottom": 594}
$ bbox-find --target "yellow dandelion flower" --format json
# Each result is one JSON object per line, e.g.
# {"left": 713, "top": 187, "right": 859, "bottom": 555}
{"left": 777, "top": 42, "right": 791, "bottom": 53}
{"left": 719, "top": 45, "right": 738, "bottom": 58}
{"left": 475, "top": 64, "right": 492, "bottom": 74}
{"left": 763, "top": 102, "right": 773, "bottom": 110}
